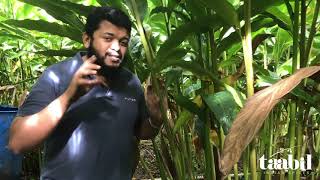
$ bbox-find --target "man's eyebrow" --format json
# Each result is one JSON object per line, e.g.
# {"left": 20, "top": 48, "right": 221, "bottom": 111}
{"left": 103, "top": 32, "right": 129, "bottom": 40}
{"left": 120, "top": 37, "right": 130, "bottom": 41}
{"left": 103, "top": 32, "right": 115, "bottom": 36}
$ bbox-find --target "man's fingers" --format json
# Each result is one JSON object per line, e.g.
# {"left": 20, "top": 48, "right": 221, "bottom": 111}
{"left": 79, "top": 78, "right": 101, "bottom": 86}
{"left": 84, "top": 63, "right": 101, "bottom": 70}
{"left": 83, "top": 55, "right": 97, "bottom": 62}
{"left": 82, "top": 70, "right": 98, "bottom": 76}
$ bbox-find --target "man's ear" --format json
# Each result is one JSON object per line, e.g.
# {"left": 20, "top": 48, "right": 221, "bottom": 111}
{"left": 82, "top": 32, "right": 91, "bottom": 48}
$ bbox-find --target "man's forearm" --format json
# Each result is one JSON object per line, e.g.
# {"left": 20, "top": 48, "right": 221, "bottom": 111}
{"left": 8, "top": 91, "right": 72, "bottom": 154}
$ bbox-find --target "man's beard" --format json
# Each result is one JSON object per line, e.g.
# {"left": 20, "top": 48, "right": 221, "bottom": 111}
{"left": 87, "top": 41, "right": 122, "bottom": 81}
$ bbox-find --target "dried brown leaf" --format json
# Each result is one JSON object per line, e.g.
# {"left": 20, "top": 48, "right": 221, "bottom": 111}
{"left": 220, "top": 66, "right": 320, "bottom": 175}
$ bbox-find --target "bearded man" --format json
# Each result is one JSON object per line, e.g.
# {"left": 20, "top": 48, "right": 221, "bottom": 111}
{"left": 8, "top": 6, "right": 163, "bottom": 180}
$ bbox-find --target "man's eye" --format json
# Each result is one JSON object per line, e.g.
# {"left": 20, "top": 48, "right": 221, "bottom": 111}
{"left": 120, "top": 41, "right": 128, "bottom": 47}
{"left": 104, "top": 37, "right": 112, "bottom": 41}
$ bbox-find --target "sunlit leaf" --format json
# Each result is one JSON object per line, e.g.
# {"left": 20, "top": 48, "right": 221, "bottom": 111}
{"left": 217, "top": 17, "right": 275, "bottom": 56}
{"left": 4, "top": 19, "right": 82, "bottom": 42}
{"left": 272, "top": 27, "right": 292, "bottom": 65}
{"left": 173, "top": 110, "right": 194, "bottom": 133}
{"left": 0, "top": 22, "right": 47, "bottom": 49}
{"left": 19, "top": 0, "right": 84, "bottom": 31}
{"left": 266, "top": 6, "right": 292, "bottom": 31}
{"left": 157, "top": 15, "right": 221, "bottom": 58}
{"left": 125, "top": 0, "right": 148, "bottom": 21}
{"left": 199, "top": 0, "right": 239, "bottom": 28}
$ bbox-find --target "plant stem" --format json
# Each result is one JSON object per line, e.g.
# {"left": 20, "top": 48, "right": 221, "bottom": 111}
{"left": 242, "top": 0, "right": 256, "bottom": 179}
{"left": 129, "top": 1, "right": 184, "bottom": 179}
{"left": 295, "top": 102, "right": 304, "bottom": 180}
{"left": 288, "top": 101, "right": 297, "bottom": 180}
{"left": 300, "top": 0, "right": 306, "bottom": 67}
{"left": 292, "top": 0, "right": 300, "bottom": 72}
{"left": 202, "top": 106, "right": 216, "bottom": 180}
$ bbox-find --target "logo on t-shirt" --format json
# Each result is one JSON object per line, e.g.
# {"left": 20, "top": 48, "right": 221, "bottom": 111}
{"left": 124, "top": 97, "right": 136, "bottom": 102}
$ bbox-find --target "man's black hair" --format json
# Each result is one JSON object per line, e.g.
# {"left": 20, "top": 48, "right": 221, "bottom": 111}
{"left": 84, "top": 6, "right": 132, "bottom": 37}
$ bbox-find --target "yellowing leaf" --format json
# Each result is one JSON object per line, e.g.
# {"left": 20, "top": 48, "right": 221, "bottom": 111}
{"left": 220, "top": 66, "right": 320, "bottom": 175}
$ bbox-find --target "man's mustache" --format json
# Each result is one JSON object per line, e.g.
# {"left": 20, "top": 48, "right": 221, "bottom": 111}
{"left": 105, "top": 51, "right": 122, "bottom": 59}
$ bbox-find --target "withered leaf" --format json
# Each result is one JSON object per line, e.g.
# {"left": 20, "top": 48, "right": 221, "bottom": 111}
{"left": 220, "top": 66, "right": 320, "bottom": 175}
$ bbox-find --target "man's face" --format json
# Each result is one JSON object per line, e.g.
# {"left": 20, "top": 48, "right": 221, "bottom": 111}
{"left": 84, "top": 20, "right": 130, "bottom": 69}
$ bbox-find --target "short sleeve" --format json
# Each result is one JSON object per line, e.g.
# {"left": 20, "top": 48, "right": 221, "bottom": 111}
{"left": 17, "top": 68, "right": 58, "bottom": 117}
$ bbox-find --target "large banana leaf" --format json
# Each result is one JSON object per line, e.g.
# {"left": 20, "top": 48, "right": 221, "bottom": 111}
{"left": 19, "top": 0, "right": 84, "bottom": 31}
{"left": 125, "top": 0, "right": 148, "bottom": 22}
{"left": 4, "top": 19, "right": 82, "bottom": 43}
{"left": 185, "top": 0, "right": 206, "bottom": 19}
{"left": 199, "top": 0, "right": 240, "bottom": 28}
{"left": 150, "top": 6, "right": 190, "bottom": 22}
{"left": 249, "top": 0, "right": 294, "bottom": 17}
{"left": 42, "top": 0, "right": 95, "bottom": 17}
{"left": 0, "top": 22, "right": 47, "bottom": 49}
{"left": 156, "top": 15, "right": 222, "bottom": 59}
{"left": 216, "top": 17, "right": 275, "bottom": 56}
{"left": 266, "top": 6, "right": 292, "bottom": 31}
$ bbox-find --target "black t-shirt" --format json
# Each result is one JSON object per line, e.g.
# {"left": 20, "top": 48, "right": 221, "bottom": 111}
{"left": 17, "top": 52, "right": 148, "bottom": 180}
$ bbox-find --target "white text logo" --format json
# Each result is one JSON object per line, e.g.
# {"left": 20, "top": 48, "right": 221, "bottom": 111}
{"left": 259, "top": 154, "right": 312, "bottom": 171}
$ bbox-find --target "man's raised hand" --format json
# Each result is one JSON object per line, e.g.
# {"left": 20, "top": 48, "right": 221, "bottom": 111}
{"left": 65, "top": 55, "right": 102, "bottom": 101}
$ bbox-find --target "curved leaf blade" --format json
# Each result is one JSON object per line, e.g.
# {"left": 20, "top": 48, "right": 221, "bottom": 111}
{"left": 203, "top": 91, "right": 240, "bottom": 134}
{"left": 199, "top": 0, "right": 239, "bottom": 28}
{"left": 19, "top": 0, "right": 84, "bottom": 31}
{"left": 220, "top": 66, "right": 320, "bottom": 175}
{"left": 157, "top": 15, "right": 221, "bottom": 58}
{"left": 4, "top": 19, "right": 82, "bottom": 42}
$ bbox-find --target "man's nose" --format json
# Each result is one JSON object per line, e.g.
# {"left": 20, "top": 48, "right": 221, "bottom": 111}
{"left": 110, "top": 40, "right": 120, "bottom": 52}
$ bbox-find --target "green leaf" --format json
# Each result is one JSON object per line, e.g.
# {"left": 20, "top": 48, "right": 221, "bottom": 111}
{"left": 125, "top": 0, "right": 148, "bottom": 21}
{"left": 165, "top": 68, "right": 182, "bottom": 86}
{"left": 266, "top": 6, "right": 292, "bottom": 31}
{"left": 185, "top": 0, "right": 206, "bottom": 19}
{"left": 35, "top": 49, "right": 82, "bottom": 57}
{"left": 155, "top": 48, "right": 188, "bottom": 68}
{"left": 311, "top": 53, "right": 320, "bottom": 66}
{"left": 154, "top": 57, "right": 222, "bottom": 86}
{"left": 106, "top": 0, "right": 125, "bottom": 11}
{"left": 0, "top": 22, "right": 47, "bottom": 49}
{"left": 19, "top": 0, "right": 84, "bottom": 31}
{"left": 199, "top": 0, "right": 239, "bottom": 28}
{"left": 217, "top": 17, "right": 275, "bottom": 56}
{"left": 173, "top": 110, "right": 194, "bottom": 133}
{"left": 4, "top": 19, "right": 82, "bottom": 42}
{"left": 250, "top": 0, "right": 294, "bottom": 16}
{"left": 96, "top": 0, "right": 108, "bottom": 6}
{"left": 172, "top": 95, "right": 203, "bottom": 133}
{"left": 44, "top": 0, "right": 96, "bottom": 17}
{"left": 272, "top": 27, "right": 292, "bottom": 64}
{"left": 174, "top": 94, "right": 201, "bottom": 115}
{"left": 203, "top": 91, "right": 240, "bottom": 134}
{"left": 157, "top": 15, "right": 221, "bottom": 58}
{"left": 150, "top": 6, "right": 190, "bottom": 22}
